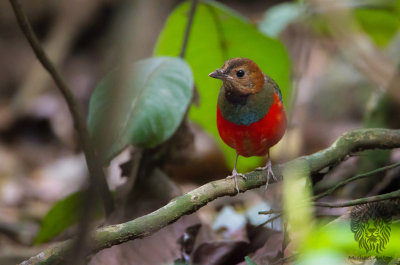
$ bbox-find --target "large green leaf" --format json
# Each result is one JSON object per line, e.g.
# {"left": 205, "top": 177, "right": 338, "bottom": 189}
{"left": 155, "top": 1, "right": 291, "bottom": 171}
{"left": 34, "top": 191, "right": 103, "bottom": 244}
{"left": 88, "top": 57, "right": 193, "bottom": 161}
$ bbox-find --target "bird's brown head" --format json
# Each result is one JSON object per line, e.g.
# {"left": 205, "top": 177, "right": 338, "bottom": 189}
{"left": 209, "top": 58, "right": 265, "bottom": 95}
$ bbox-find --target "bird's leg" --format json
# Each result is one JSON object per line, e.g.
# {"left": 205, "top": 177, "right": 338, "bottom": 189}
{"left": 226, "top": 153, "right": 246, "bottom": 193}
{"left": 255, "top": 150, "right": 276, "bottom": 189}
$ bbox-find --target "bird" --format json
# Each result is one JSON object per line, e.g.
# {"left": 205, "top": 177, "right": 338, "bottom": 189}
{"left": 209, "top": 58, "right": 287, "bottom": 193}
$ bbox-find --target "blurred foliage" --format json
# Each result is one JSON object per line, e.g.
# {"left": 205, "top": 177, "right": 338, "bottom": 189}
{"left": 355, "top": 7, "right": 400, "bottom": 47}
{"left": 284, "top": 160, "right": 400, "bottom": 263}
{"left": 259, "top": 2, "right": 305, "bottom": 38}
{"left": 364, "top": 93, "right": 393, "bottom": 129}
{"left": 34, "top": 191, "right": 103, "bottom": 244}
{"left": 283, "top": 160, "right": 313, "bottom": 249}
{"left": 244, "top": 256, "right": 257, "bottom": 265}
{"left": 259, "top": 0, "right": 400, "bottom": 47}
{"left": 155, "top": 0, "right": 291, "bottom": 171}
{"left": 302, "top": 221, "right": 400, "bottom": 261}
{"left": 360, "top": 93, "right": 392, "bottom": 173}
{"left": 296, "top": 250, "right": 345, "bottom": 265}
{"left": 88, "top": 57, "right": 193, "bottom": 162}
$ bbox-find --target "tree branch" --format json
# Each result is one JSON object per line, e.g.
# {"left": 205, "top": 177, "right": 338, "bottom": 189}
{"left": 313, "top": 162, "right": 400, "bottom": 200}
{"left": 313, "top": 189, "right": 400, "bottom": 208}
{"left": 9, "top": 0, "right": 114, "bottom": 215}
{"left": 20, "top": 128, "right": 400, "bottom": 265}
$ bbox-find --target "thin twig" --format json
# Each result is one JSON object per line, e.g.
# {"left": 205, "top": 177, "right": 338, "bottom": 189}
{"left": 19, "top": 128, "right": 400, "bottom": 265}
{"left": 258, "top": 209, "right": 282, "bottom": 215}
{"left": 313, "top": 189, "right": 400, "bottom": 208}
{"left": 8, "top": 0, "right": 114, "bottom": 215}
{"left": 313, "top": 162, "right": 400, "bottom": 200}
{"left": 256, "top": 214, "right": 282, "bottom": 228}
{"left": 179, "top": 0, "right": 199, "bottom": 58}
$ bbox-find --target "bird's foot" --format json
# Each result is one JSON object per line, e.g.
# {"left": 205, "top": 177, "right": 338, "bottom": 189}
{"left": 255, "top": 160, "right": 276, "bottom": 190}
{"left": 226, "top": 169, "right": 247, "bottom": 193}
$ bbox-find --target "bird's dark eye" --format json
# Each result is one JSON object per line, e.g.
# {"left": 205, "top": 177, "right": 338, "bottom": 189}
{"left": 236, "top": 70, "right": 245, "bottom": 78}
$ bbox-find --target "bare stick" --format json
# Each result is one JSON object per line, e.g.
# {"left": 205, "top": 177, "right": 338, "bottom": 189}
{"left": 313, "top": 162, "right": 400, "bottom": 200}
{"left": 256, "top": 214, "right": 282, "bottom": 228}
{"left": 258, "top": 209, "right": 282, "bottom": 215}
{"left": 179, "top": 0, "right": 199, "bottom": 58}
{"left": 9, "top": 0, "right": 114, "bottom": 215}
{"left": 313, "top": 189, "right": 400, "bottom": 208}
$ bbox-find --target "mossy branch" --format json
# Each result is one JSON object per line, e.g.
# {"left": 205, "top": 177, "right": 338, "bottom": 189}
{"left": 20, "top": 128, "right": 400, "bottom": 265}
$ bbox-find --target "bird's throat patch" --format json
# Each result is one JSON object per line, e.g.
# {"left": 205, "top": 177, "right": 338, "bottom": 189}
{"left": 218, "top": 85, "right": 275, "bottom": 126}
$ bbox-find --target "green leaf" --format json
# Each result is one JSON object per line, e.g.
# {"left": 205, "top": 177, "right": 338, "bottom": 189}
{"left": 34, "top": 191, "right": 103, "bottom": 244}
{"left": 259, "top": 2, "right": 305, "bottom": 38}
{"left": 355, "top": 7, "right": 400, "bottom": 47}
{"left": 88, "top": 57, "right": 194, "bottom": 161}
{"left": 297, "top": 250, "right": 345, "bottom": 265}
{"left": 245, "top": 256, "right": 258, "bottom": 265}
{"left": 155, "top": 1, "right": 291, "bottom": 171}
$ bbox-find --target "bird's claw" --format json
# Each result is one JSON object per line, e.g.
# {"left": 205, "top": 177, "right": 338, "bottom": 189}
{"left": 255, "top": 160, "right": 276, "bottom": 190}
{"left": 226, "top": 169, "right": 246, "bottom": 193}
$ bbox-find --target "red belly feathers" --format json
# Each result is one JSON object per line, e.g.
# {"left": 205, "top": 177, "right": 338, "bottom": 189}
{"left": 217, "top": 93, "right": 287, "bottom": 157}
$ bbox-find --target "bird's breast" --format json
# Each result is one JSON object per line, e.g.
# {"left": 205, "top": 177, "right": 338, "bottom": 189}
{"left": 217, "top": 93, "right": 287, "bottom": 157}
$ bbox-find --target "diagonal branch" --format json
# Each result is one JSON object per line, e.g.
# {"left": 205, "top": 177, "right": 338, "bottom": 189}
{"left": 313, "top": 162, "right": 400, "bottom": 200}
{"left": 20, "top": 128, "right": 400, "bottom": 265}
{"left": 8, "top": 0, "right": 114, "bottom": 215}
{"left": 313, "top": 189, "right": 400, "bottom": 208}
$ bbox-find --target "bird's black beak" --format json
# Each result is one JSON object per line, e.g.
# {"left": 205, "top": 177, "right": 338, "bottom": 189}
{"left": 208, "top": 69, "right": 225, "bottom": 79}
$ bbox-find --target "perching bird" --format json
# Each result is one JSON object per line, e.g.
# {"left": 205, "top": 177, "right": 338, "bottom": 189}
{"left": 209, "top": 58, "right": 287, "bottom": 192}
